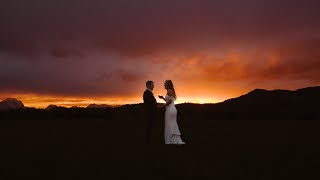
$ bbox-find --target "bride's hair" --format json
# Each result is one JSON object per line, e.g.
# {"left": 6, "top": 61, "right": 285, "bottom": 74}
{"left": 166, "top": 80, "right": 177, "bottom": 100}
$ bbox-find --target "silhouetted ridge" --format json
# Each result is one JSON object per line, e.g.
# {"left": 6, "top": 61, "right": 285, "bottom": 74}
{"left": 0, "top": 86, "right": 319, "bottom": 120}
{"left": 209, "top": 86, "right": 320, "bottom": 119}
{"left": 0, "top": 98, "right": 25, "bottom": 110}
{"left": 86, "top": 104, "right": 113, "bottom": 108}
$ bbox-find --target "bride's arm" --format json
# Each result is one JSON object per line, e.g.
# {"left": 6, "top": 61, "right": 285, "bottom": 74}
{"left": 158, "top": 95, "right": 166, "bottom": 102}
{"left": 159, "top": 95, "right": 172, "bottom": 106}
{"left": 159, "top": 96, "right": 166, "bottom": 101}
{"left": 164, "top": 90, "right": 174, "bottom": 106}
{"left": 160, "top": 96, "right": 172, "bottom": 106}
{"left": 164, "top": 99, "right": 172, "bottom": 107}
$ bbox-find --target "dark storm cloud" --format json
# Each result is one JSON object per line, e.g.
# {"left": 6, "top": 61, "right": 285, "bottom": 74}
{"left": 1, "top": 0, "right": 320, "bottom": 56}
{"left": 50, "top": 48, "right": 84, "bottom": 58}
{"left": 0, "top": 52, "right": 158, "bottom": 96}
{"left": 0, "top": 0, "right": 320, "bottom": 97}
{"left": 95, "top": 69, "right": 145, "bottom": 83}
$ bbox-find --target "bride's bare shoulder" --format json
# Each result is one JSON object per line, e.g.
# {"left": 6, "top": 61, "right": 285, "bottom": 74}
{"left": 167, "top": 89, "right": 174, "bottom": 96}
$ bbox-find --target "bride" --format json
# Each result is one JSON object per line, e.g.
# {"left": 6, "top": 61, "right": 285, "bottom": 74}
{"left": 159, "top": 80, "right": 185, "bottom": 145}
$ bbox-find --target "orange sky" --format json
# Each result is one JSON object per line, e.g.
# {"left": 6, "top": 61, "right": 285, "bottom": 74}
{"left": 0, "top": 1, "right": 319, "bottom": 108}
{"left": 0, "top": 93, "right": 226, "bottom": 108}
{"left": 1, "top": 48, "right": 319, "bottom": 108}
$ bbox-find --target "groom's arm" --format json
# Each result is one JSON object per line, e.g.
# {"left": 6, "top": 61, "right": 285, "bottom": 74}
{"left": 152, "top": 95, "right": 157, "bottom": 109}
{"left": 144, "top": 92, "right": 158, "bottom": 112}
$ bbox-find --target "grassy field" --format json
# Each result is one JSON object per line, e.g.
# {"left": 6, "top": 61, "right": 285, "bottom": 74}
{"left": 1, "top": 118, "right": 319, "bottom": 179}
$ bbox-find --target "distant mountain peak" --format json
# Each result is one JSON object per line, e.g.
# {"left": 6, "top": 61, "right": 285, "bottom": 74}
{"left": 0, "top": 98, "right": 25, "bottom": 110}
{"left": 223, "top": 86, "right": 320, "bottom": 106}
{"left": 86, "top": 104, "right": 112, "bottom": 108}
{"left": 253, "top": 88, "right": 267, "bottom": 91}
{"left": 295, "top": 86, "right": 320, "bottom": 92}
{"left": 251, "top": 88, "right": 269, "bottom": 93}
{"left": 45, "top": 104, "right": 66, "bottom": 110}
{"left": 242, "top": 88, "right": 269, "bottom": 97}
{"left": 45, "top": 105, "right": 58, "bottom": 110}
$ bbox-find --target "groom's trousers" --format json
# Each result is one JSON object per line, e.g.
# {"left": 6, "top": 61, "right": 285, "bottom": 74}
{"left": 146, "top": 111, "right": 157, "bottom": 144}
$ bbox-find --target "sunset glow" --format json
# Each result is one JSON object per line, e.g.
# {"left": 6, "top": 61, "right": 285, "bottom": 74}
{"left": 0, "top": 93, "right": 224, "bottom": 108}
{"left": 1, "top": 1, "right": 319, "bottom": 108}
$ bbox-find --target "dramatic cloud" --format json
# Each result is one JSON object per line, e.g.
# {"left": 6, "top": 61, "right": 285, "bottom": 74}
{"left": 50, "top": 48, "right": 84, "bottom": 58}
{"left": 0, "top": 0, "right": 319, "bottom": 107}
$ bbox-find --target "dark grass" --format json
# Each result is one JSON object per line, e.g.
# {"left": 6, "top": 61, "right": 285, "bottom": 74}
{"left": 1, "top": 117, "right": 319, "bottom": 179}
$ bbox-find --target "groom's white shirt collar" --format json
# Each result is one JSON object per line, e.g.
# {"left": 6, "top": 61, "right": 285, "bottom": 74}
{"left": 146, "top": 88, "right": 153, "bottom": 93}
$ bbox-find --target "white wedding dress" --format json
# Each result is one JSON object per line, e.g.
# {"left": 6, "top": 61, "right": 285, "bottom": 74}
{"left": 164, "top": 95, "right": 185, "bottom": 144}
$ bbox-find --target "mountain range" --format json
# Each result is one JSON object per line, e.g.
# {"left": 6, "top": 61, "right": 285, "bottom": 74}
{"left": 1, "top": 86, "right": 319, "bottom": 120}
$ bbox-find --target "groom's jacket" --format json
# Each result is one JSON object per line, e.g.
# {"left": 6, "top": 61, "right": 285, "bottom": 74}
{"left": 143, "top": 89, "right": 157, "bottom": 116}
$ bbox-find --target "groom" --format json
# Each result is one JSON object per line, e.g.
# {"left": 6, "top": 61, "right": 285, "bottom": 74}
{"left": 143, "top": 81, "right": 158, "bottom": 144}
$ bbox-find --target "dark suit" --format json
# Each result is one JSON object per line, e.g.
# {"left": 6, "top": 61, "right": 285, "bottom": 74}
{"left": 143, "top": 89, "right": 157, "bottom": 144}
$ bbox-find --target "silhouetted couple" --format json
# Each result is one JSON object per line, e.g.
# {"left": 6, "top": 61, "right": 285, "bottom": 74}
{"left": 143, "top": 80, "right": 185, "bottom": 144}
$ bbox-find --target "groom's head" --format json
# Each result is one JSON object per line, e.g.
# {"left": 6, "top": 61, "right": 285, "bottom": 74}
{"left": 146, "top": 81, "right": 154, "bottom": 91}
